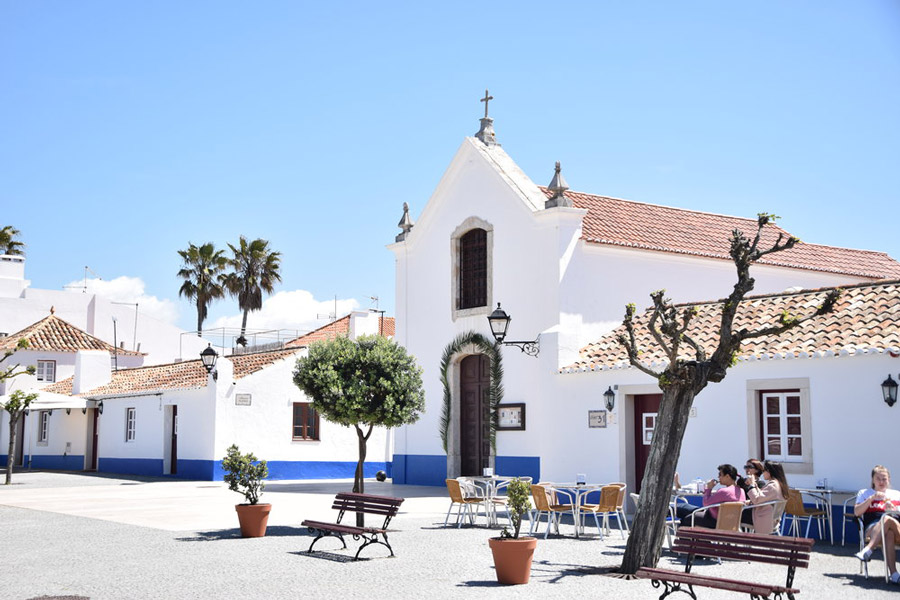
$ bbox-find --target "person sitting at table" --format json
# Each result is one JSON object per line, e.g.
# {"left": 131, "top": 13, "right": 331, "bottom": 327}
{"left": 738, "top": 459, "right": 766, "bottom": 526}
{"left": 745, "top": 460, "right": 789, "bottom": 534}
{"left": 854, "top": 465, "right": 900, "bottom": 584}
{"left": 677, "top": 464, "right": 746, "bottom": 528}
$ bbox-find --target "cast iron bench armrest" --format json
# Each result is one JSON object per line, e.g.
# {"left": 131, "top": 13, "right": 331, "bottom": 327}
{"left": 301, "top": 492, "right": 404, "bottom": 560}
{"left": 636, "top": 527, "right": 813, "bottom": 600}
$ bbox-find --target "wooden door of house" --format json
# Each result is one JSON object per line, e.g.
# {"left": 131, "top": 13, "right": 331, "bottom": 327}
{"left": 90, "top": 409, "right": 99, "bottom": 471}
{"left": 13, "top": 416, "right": 24, "bottom": 467}
{"left": 460, "top": 354, "right": 491, "bottom": 477}
{"left": 634, "top": 394, "right": 662, "bottom": 493}
{"left": 170, "top": 405, "right": 178, "bottom": 475}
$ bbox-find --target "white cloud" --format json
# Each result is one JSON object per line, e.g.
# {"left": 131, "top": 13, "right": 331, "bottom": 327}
{"left": 209, "top": 289, "right": 360, "bottom": 335}
{"left": 63, "top": 276, "right": 179, "bottom": 324}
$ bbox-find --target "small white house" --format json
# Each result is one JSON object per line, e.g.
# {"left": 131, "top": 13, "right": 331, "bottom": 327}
{"left": 5, "top": 310, "right": 395, "bottom": 480}
{"left": 387, "top": 110, "right": 900, "bottom": 493}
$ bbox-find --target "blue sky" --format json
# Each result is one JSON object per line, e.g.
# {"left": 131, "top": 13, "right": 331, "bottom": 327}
{"left": 2, "top": 2, "right": 898, "bottom": 335}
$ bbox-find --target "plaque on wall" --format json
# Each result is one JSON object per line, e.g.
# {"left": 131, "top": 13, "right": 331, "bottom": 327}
{"left": 235, "top": 393, "right": 252, "bottom": 406}
{"left": 497, "top": 403, "right": 525, "bottom": 431}
{"left": 588, "top": 410, "right": 607, "bottom": 428}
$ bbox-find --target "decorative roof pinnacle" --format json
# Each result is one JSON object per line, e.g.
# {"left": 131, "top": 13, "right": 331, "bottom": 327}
{"left": 474, "top": 89, "right": 499, "bottom": 146}
{"left": 545, "top": 161, "right": 572, "bottom": 208}
{"left": 395, "top": 202, "right": 414, "bottom": 242}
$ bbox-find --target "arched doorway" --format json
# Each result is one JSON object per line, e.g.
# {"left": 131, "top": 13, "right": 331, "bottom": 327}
{"left": 459, "top": 354, "right": 491, "bottom": 476}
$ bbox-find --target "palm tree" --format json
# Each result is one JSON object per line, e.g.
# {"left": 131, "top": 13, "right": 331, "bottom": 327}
{"left": 177, "top": 242, "right": 228, "bottom": 336}
{"left": 223, "top": 236, "right": 282, "bottom": 347}
{"left": 0, "top": 226, "right": 25, "bottom": 256}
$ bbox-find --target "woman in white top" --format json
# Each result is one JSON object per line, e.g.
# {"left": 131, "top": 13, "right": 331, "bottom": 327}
{"left": 854, "top": 465, "right": 900, "bottom": 584}
{"left": 745, "top": 460, "right": 789, "bottom": 534}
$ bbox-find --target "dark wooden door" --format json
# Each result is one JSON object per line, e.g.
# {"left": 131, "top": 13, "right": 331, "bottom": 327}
{"left": 170, "top": 405, "right": 178, "bottom": 475}
{"left": 90, "top": 409, "right": 99, "bottom": 470}
{"left": 634, "top": 394, "right": 662, "bottom": 493}
{"left": 14, "top": 416, "right": 24, "bottom": 467}
{"left": 460, "top": 354, "right": 491, "bottom": 476}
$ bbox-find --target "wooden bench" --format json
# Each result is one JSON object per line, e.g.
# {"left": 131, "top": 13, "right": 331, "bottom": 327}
{"left": 301, "top": 492, "right": 404, "bottom": 560}
{"left": 636, "top": 527, "right": 813, "bottom": 600}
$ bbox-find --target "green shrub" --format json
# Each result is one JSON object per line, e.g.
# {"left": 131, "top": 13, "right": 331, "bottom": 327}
{"left": 221, "top": 444, "right": 268, "bottom": 505}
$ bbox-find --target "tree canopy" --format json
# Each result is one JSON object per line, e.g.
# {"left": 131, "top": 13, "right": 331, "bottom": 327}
{"left": 177, "top": 241, "right": 228, "bottom": 336}
{"left": 293, "top": 334, "right": 425, "bottom": 509}
{"left": 223, "top": 236, "right": 281, "bottom": 346}
{"left": 0, "top": 226, "right": 25, "bottom": 256}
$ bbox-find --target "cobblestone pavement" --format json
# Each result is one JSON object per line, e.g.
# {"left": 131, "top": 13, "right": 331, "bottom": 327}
{"left": 1, "top": 471, "right": 895, "bottom": 599}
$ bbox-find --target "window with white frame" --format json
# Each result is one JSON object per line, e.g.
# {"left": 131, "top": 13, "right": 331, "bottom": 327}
{"left": 38, "top": 410, "right": 50, "bottom": 444}
{"left": 36, "top": 360, "right": 56, "bottom": 382}
{"left": 760, "top": 391, "right": 802, "bottom": 460}
{"left": 450, "top": 217, "right": 494, "bottom": 319}
{"left": 125, "top": 407, "right": 136, "bottom": 442}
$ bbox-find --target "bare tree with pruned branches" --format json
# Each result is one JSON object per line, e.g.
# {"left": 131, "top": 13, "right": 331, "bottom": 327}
{"left": 618, "top": 214, "right": 841, "bottom": 574}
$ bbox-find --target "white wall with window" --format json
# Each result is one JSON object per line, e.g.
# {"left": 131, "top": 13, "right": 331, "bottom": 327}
{"left": 125, "top": 407, "right": 136, "bottom": 442}
{"left": 36, "top": 360, "right": 56, "bottom": 383}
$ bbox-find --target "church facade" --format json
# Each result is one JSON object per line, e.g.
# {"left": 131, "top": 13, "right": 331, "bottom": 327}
{"left": 388, "top": 108, "right": 900, "bottom": 497}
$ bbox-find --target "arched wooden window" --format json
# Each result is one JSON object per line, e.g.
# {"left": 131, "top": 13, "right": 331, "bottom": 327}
{"left": 458, "top": 228, "right": 487, "bottom": 309}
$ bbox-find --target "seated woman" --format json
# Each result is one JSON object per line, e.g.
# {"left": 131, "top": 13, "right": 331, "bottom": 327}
{"left": 678, "top": 464, "right": 746, "bottom": 528}
{"left": 854, "top": 465, "right": 900, "bottom": 584}
{"left": 739, "top": 459, "right": 766, "bottom": 526}
{"left": 745, "top": 460, "right": 789, "bottom": 534}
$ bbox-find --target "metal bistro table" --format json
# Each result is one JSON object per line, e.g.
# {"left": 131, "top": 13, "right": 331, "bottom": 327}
{"left": 545, "top": 482, "right": 607, "bottom": 538}
{"left": 793, "top": 487, "right": 856, "bottom": 545}
{"left": 459, "top": 475, "right": 518, "bottom": 527}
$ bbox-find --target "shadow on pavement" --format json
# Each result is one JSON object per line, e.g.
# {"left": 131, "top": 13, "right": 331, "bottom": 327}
{"left": 175, "top": 525, "right": 310, "bottom": 541}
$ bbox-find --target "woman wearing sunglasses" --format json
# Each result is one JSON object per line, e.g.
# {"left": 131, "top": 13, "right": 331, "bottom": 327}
{"left": 745, "top": 460, "right": 790, "bottom": 534}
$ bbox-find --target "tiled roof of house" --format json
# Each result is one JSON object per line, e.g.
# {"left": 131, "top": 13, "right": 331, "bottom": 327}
{"left": 540, "top": 187, "right": 900, "bottom": 280}
{"left": 0, "top": 313, "right": 143, "bottom": 356}
{"left": 284, "top": 315, "right": 395, "bottom": 348}
{"left": 563, "top": 279, "right": 900, "bottom": 373}
{"left": 43, "top": 348, "right": 303, "bottom": 397}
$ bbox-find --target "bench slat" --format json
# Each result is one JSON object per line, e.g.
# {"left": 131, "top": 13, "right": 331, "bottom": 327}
{"left": 300, "top": 519, "right": 385, "bottom": 535}
{"left": 636, "top": 568, "right": 797, "bottom": 595}
{"left": 671, "top": 540, "right": 810, "bottom": 567}
{"left": 676, "top": 527, "right": 814, "bottom": 551}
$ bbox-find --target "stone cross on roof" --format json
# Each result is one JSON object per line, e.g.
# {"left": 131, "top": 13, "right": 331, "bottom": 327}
{"left": 475, "top": 89, "right": 498, "bottom": 146}
{"left": 480, "top": 89, "right": 493, "bottom": 119}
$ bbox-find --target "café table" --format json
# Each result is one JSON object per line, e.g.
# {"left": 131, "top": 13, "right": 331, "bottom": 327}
{"left": 792, "top": 487, "right": 856, "bottom": 545}
{"left": 458, "top": 475, "right": 519, "bottom": 527}
{"left": 543, "top": 482, "right": 607, "bottom": 538}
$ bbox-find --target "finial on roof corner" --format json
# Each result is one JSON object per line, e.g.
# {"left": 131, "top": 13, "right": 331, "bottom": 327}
{"left": 474, "top": 89, "right": 500, "bottom": 146}
{"left": 545, "top": 161, "right": 572, "bottom": 208}
{"left": 395, "top": 202, "right": 414, "bottom": 242}
{"left": 50, "top": 305, "right": 55, "bottom": 315}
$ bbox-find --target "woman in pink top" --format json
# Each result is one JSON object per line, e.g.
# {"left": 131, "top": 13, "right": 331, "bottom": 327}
{"left": 679, "top": 464, "right": 746, "bottom": 528}
{"left": 746, "top": 460, "right": 789, "bottom": 534}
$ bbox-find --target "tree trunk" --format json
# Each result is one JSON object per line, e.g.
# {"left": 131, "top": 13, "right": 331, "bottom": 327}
{"left": 196, "top": 310, "right": 203, "bottom": 336}
{"left": 620, "top": 385, "right": 697, "bottom": 574}
{"left": 353, "top": 424, "right": 371, "bottom": 527}
{"left": 6, "top": 411, "right": 18, "bottom": 485}
{"left": 238, "top": 310, "right": 249, "bottom": 346}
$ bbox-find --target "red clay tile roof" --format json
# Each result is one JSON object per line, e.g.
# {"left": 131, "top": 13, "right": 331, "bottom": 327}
{"left": 540, "top": 187, "right": 900, "bottom": 280}
{"left": 43, "top": 348, "right": 303, "bottom": 397}
{"left": 0, "top": 314, "right": 143, "bottom": 356}
{"left": 564, "top": 279, "right": 900, "bottom": 373}
{"left": 284, "top": 315, "right": 395, "bottom": 348}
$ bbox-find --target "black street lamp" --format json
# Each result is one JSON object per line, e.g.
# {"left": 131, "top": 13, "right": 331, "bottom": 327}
{"left": 487, "top": 303, "right": 539, "bottom": 357}
{"left": 603, "top": 386, "right": 616, "bottom": 412}
{"left": 882, "top": 374, "right": 898, "bottom": 407}
{"left": 201, "top": 344, "right": 219, "bottom": 381}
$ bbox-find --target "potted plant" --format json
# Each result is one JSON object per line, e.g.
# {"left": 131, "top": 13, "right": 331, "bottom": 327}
{"left": 222, "top": 444, "right": 271, "bottom": 538}
{"left": 488, "top": 478, "right": 536, "bottom": 585}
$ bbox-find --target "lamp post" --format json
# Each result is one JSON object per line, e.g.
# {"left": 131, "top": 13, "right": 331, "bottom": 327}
{"left": 882, "top": 374, "right": 898, "bottom": 407}
{"left": 486, "top": 303, "right": 539, "bottom": 357}
{"left": 201, "top": 344, "right": 219, "bottom": 381}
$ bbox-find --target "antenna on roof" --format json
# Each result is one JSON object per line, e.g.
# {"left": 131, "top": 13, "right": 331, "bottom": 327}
{"left": 63, "top": 266, "right": 102, "bottom": 293}
{"left": 316, "top": 294, "right": 338, "bottom": 321}
{"left": 370, "top": 296, "right": 379, "bottom": 310}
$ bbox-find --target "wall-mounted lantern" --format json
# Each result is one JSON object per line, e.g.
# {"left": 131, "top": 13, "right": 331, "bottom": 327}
{"left": 604, "top": 386, "right": 616, "bottom": 412}
{"left": 882, "top": 374, "right": 898, "bottom": 408}
{"left": 487, "top": 303, "right": 540, "bottom": 357}
{"left": 200, "top": 344, "right": 219, "bottom": 381}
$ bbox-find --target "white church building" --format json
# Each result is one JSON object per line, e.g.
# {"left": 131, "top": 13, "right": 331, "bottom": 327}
{"left": 387, "top": 107, "right": 900, "bottom": 502}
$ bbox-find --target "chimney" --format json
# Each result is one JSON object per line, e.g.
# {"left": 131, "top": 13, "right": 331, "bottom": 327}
{"left": 73, "top": 350, "right": 112, "bottom": 395}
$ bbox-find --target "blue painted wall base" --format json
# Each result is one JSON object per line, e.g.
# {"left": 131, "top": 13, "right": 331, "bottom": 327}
{"left": 391, "top": 454, "right": 540, "bottom": 486}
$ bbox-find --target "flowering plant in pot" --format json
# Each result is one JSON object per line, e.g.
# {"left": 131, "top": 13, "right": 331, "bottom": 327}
{"left": 222, "top": 444, "right": 271, "bottom": 538}
{"left": 489, "top": 478, "right": 536, "bottom": 585}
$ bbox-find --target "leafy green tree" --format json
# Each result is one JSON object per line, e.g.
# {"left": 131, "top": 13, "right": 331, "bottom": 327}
{"left": 618, "top": 214, "right": 840, "bottom": 574}
{"left": 0, "top": 226, "right": 25, "bottom": 256}
{"left": 223, "top": 236, "right": 282, "bottom": 346}
{"left": 293, "top": 335, "right": 425, "bottom": 523}
{"left": 1, "top": 338, "right": 36, "bottom": 484}
{"left": 177, "top": 242, "right": 228, "bottom": 336}
{"left": 221, "top": 444, "right": 268, "bottom": 505}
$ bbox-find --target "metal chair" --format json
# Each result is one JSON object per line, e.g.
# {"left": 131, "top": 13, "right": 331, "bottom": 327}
{"left": 688, "top": 501, "right": 745, "bottom": 532}
{"left": 841, "top": 496, "right": 857, "bottom": 546}
{"left": 579, "top": 485, "right": 623, "bottom": 539}
{"left": 739, "top": 499, "right": 787, "bottom": 535}
{"left": 783, "top": 489, "right": 827, "bottom": 537}
{"left": 530, "top": 483, "right": 575, "bottom": 539}
{"left": 444, "top": 478, "right": 485, "bottom": 528}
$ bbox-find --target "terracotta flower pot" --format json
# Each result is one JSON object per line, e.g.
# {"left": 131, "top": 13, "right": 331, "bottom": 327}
{"left": 489, "top": 536, "right": 537, "bottom": 585}
{"left": 235, "top": 503, "right": 272, "bottom": 538}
